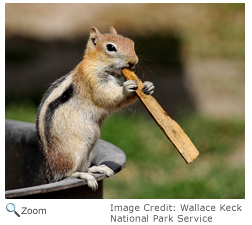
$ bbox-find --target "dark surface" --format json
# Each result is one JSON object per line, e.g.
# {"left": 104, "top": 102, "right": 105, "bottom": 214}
{"left": 5, "top": 119, "right": 43, "bottom": 190}
{"left": 5, "top": 119, "right": 126, "bottom": 199}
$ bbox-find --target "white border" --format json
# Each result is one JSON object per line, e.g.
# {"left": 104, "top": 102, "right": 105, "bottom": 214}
{"left": 2, "top": 1, "right": 249, "bottom": 224}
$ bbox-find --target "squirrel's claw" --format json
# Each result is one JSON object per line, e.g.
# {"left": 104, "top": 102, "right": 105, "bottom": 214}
{"left": 142, "top": 81, "right": 155, "bottom": 95}
{"left": 123, "top": 80, "right": 138, "bottom": 94}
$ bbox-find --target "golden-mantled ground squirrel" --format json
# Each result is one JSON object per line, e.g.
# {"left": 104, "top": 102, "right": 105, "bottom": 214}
{"left": 36, "top": 26, "right": 155, "bottom": 190}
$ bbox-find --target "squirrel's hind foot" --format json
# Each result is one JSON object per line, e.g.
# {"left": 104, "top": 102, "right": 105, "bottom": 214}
{"left": 71, "top": 172, "right": 98, "bottom": 191}
{"left": 70, "top": 165, "right": 114, "bottom": 191}
{"left": 88, "top": 165, "right": 114, "bottom": 178}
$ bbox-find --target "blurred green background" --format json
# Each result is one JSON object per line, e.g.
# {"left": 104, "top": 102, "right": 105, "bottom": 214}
{"left": 5, "top": 3, "right": 245, "bottom": 199}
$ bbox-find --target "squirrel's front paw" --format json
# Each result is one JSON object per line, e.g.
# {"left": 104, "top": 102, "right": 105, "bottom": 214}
{"left": 142, "top": 81, "right": 155, "bottom": 95}
{"left": 123, "top": 80, "right": 138, "bottom": 95}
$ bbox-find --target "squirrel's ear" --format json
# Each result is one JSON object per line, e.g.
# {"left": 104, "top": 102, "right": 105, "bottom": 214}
{"left": 109, "top": 26, "right": 117, "bottom": 35}
{"left": 90, "top": 27, "right": 101, "bottom": 46}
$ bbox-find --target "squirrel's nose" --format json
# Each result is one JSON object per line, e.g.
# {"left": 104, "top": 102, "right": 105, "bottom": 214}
{"left": 128, "top": 56, "right": 139, "bottom": 69}
{"left": 128, "top": 62, "right": 134, "bottom": 68}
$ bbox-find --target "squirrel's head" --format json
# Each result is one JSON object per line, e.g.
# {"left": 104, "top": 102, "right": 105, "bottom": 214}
{"left": 85, "top": 26, "right": 138, "bottom": 75}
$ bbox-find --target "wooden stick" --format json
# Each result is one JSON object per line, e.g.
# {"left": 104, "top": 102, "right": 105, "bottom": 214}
{"left": 122, "top": 68, "right": 199, "bottom": 164}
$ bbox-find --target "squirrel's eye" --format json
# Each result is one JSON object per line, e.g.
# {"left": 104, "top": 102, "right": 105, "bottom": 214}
{"left": 106, "top": 44, "right": 117, "bottom": 52}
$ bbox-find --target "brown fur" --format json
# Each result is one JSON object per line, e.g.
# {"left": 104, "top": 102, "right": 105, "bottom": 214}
{"left": 36, "top": 27, "right": 154, "bottom": 190}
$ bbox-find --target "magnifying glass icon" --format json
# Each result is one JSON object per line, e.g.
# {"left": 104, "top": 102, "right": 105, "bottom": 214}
{"left": 6, "top": 203, "right": 20, "bottom": 217}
